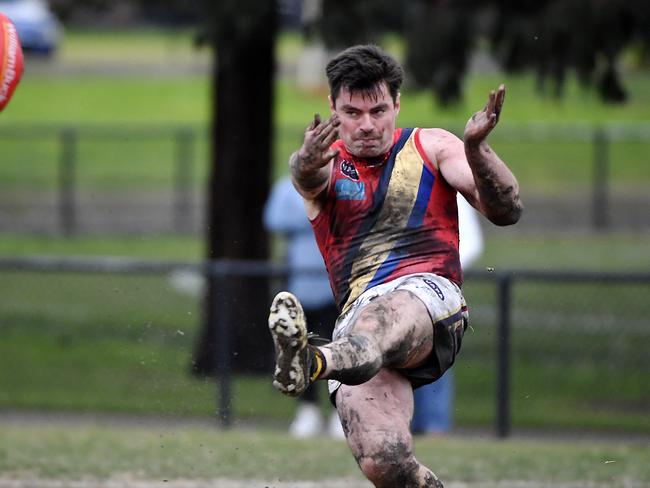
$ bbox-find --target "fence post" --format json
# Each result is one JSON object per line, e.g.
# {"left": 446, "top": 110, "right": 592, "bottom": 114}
{"left": 174, "top": 128, "right": 194, "bottom": 234}
{"left": 211, "top": 262, "right": 233, "bottom": 428}
{"left": 59, "top": 128, "right": 77, "bottom": 236}
{"left": 496, "top": 273, "right": 512, "bottom": 438}
{"left": 593, "top": 127, "right": 609, "bottom": 230}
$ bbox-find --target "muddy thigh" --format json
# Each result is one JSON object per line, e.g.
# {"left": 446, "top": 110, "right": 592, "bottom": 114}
{"left": 348, "top": 290, "right": 434, "bottom": 370}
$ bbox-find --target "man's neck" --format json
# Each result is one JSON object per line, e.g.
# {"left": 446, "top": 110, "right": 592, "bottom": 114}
{"left": 359, "top": 152, "right": 391, "bottom": 167}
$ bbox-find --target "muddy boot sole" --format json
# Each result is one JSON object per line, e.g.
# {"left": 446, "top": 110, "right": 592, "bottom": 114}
{"left": 268, "top": 291, "right": 310, "bottom": 397}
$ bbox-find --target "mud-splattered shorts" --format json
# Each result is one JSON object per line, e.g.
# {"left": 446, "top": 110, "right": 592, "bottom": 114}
{"left": 328, "top": 273, "right": 469, "bottom": 405}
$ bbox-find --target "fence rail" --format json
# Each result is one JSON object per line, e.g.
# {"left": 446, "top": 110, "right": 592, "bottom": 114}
{"left": 2, "top": 255, "right": 649, "bottom": 437}
{"left": 1, "top": 123, "right": 649, "bottom": 234}
{"left": 0, "top": 124, "right": 202, "bottom": 235}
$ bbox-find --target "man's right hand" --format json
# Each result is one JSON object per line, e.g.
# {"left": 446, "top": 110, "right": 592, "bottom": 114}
{"left": 297, "top": 113, "right": 340, "bottom": 173}
{"left": 291, "top": 113, "right": 340, "bottom": 195}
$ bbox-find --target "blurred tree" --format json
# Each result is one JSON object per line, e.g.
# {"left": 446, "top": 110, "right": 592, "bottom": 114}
{"left": 316, "top": 0, "right": 650, "bottom": 105}
{"left": 489, "top": 0, "right": 649, "bottom": 103}
{"left": 192, "top": 0, "right": 276, "bottom": 377}
{"left": 49, "top": 0, "right": 201, "bottom": 25}
{"left": 474, "top": 0, "right": 649, "bottom": 103}
{"left": 319, "top": 0, "right": 404, "bottom": 48}
{"left": 134, "top": 0, "right": 202, "bottom": 25}
{"left": 404, "top": 0, "right": 473, "bottom": 106}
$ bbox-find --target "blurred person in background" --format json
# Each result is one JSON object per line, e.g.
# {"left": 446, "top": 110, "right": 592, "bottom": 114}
{"left": 264, "top": 175, "right": 345, "bottom": 439}
{"left": 411, "top": 195, "right": 484, "bottom": 436}
{"left": 268, "top": 44, "right": 521, "bottom": 487}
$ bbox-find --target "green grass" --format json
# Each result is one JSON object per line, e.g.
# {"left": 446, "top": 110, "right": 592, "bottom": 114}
{"left": 1, "top": 30, "right": 649, "bottom": 190}
{"left": 0, "top": 423, "right": 648, "bottom": 486}
{"left": 59, "top": 28, "right": 210, "bottom": 65}
{"left": 2, "top": 76, "right": 210, "bottom": 124}
{"left": 0, "top": 235, "right": 202, "bottom": 259}
{"left": 478, "top": 233, "right": 650, "bottom": 271}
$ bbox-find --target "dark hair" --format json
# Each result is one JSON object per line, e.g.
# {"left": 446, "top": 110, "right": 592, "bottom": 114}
{"left": 326, "top": 44, "right": 403, "bottom": 107}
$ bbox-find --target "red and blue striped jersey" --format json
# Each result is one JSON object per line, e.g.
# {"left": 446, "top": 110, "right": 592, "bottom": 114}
{"left": 311, "top": 128, "right": 462, "bottom": 312}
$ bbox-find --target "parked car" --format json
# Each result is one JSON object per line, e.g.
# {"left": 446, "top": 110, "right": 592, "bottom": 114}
{"left": 0, "top": 0, "right": 62, "bottom": 55}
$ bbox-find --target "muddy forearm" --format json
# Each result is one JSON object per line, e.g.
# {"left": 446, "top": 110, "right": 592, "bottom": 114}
{"left": 465, "top": 141, "right": 523, "bottom": 226}
{"left": 289, "top": 151, "right": 330, "bottom": 198}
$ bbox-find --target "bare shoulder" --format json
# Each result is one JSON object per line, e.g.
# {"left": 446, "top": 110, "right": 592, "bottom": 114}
{"left": 419, "top": 127, "right": 461, "bottom": 143}
{"left": 418, "top": 128, "right": 465, "bottom": 163}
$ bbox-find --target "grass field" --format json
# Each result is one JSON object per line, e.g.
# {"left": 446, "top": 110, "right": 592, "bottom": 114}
{"left": 1, "top": 418, "right": 649, "bottom": 487}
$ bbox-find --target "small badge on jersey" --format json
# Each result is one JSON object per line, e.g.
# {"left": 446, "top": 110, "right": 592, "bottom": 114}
{"left": 335, "top": 179, "right": 365, "bottom": 201}
{"left": 340, "top": 160, "right": 360, "bottom": 181}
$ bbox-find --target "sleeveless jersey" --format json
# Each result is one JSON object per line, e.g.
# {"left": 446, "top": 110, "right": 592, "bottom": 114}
{"left": 311, "top": 128, "right": 462, "bottom": 312}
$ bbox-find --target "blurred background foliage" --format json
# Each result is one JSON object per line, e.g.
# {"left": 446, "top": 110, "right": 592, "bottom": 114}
{"left": 43, "top": 0, "right": 650, "bottom": 104}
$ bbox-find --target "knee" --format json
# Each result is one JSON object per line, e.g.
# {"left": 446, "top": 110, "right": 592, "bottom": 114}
{"left": 359, "top": 457, "right": 404, "bottom": 488}
{"left": 332, "top": 334, "right": 383, "bottom": 385}
{"left": 356, "top": 438, "right": 419, "bottom": 487}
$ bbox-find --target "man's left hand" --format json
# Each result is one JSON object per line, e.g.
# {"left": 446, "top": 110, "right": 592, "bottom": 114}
{"left": 464, "top": 84, "right": 505, "bottom": 146}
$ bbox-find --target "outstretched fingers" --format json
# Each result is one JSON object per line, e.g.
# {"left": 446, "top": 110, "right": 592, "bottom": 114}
{"left": 323, "top": 147, "right": 340, "bottom": 162}
{"left": 319, "top": 117, "right": 340, "bottom": 163}
{"left": 494, "top": 84, "right": 506, "bottom": 121}
{"left": 308, "top": 113, "right": 322, "bottom": 131}
{"left": 318, "top": 116, "right": 340, "bottom": 149}
{"left": 486, "top": 89, "right": 496, "bottom": 116}
{"left": 497, "top": 83, "right": 506, "bottom": 102}
{"left": 300, "top": 113, "right": 341, "bottom": 169}
{"left": 483, "top": 84, "right": 506, "bottom": 128}
{"left": 465, "top": 84, "right": 507, "bottom": 144}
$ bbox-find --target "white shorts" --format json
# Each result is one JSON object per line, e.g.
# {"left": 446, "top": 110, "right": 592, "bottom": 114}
{"left": 328, "top": 273, "right": 469, "bottom": 404}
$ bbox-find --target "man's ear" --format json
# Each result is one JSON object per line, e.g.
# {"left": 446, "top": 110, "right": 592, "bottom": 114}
{"left": 328, "top": 95, "right": 336, "bottom": 113}
{"left": 394, "top": 92, "right": 401, "bottom": 116}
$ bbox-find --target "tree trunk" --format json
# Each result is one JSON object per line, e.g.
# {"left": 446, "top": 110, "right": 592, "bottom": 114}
{"left": 193, "top": 0, "right": 276, "bottom": 376}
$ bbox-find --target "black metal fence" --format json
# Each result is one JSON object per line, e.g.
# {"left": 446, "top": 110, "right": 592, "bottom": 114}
{"left": 1, "top": 123, "right": 649, "bottom": 234}
{"left": 1, "top": 256, "right": 648, "bottom": 438}
{"left": 0, "top": 125, "right": 202, "bottom": 235}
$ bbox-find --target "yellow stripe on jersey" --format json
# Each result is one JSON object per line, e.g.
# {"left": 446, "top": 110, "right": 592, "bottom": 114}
{"left": 342, "top": 130, "right": 424, "bottom": 312}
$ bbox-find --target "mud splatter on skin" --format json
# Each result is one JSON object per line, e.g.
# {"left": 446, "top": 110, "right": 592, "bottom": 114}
{"left": 382, "top": 293, "right": 433, "bottom": 368}
{"left": 383, "top": 326, "right": 416, "bottom": 365}
{"left": 341, "top": 409, "right": 444, "bottom": 487}
{"left": 424, "top": 471, "right": 445, "bottom": 488}
{"left": 326, "top": 334, "right": 382, "bottom": 385}
{"left": 353, "top": 434, "right": 429, "bottom": 488}
{"left": 339, "top": 402, "right": 363, "bottom": 437}
{"left": 465, "top": 144, "right": 523, "bottom": 225}
{"left": 326, "top": 291, "right": 434, "bottom": 384}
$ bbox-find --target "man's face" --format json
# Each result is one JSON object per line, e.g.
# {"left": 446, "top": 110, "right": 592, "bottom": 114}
{"left": 330, "top": 82, "right": 400, "bottom": 159}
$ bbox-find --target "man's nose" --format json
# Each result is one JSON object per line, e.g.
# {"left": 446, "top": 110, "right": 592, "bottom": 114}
{"left": 358, "top": 114, "right": 374, "bottom": 133}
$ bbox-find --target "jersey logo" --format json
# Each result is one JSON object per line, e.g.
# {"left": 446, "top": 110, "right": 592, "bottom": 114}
{"left": 340, "top": 160, "right": 360, "bottom": 181}
{"left": 335, "top": 179, "right": 365, "bottom": 201}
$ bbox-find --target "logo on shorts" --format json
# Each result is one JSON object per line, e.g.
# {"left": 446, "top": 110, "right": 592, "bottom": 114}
{"left": 340, "top": 160, "right": 360, "bottom": 181}
{"left": 423, "top": 278, "right": 445, "bottom": 300}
